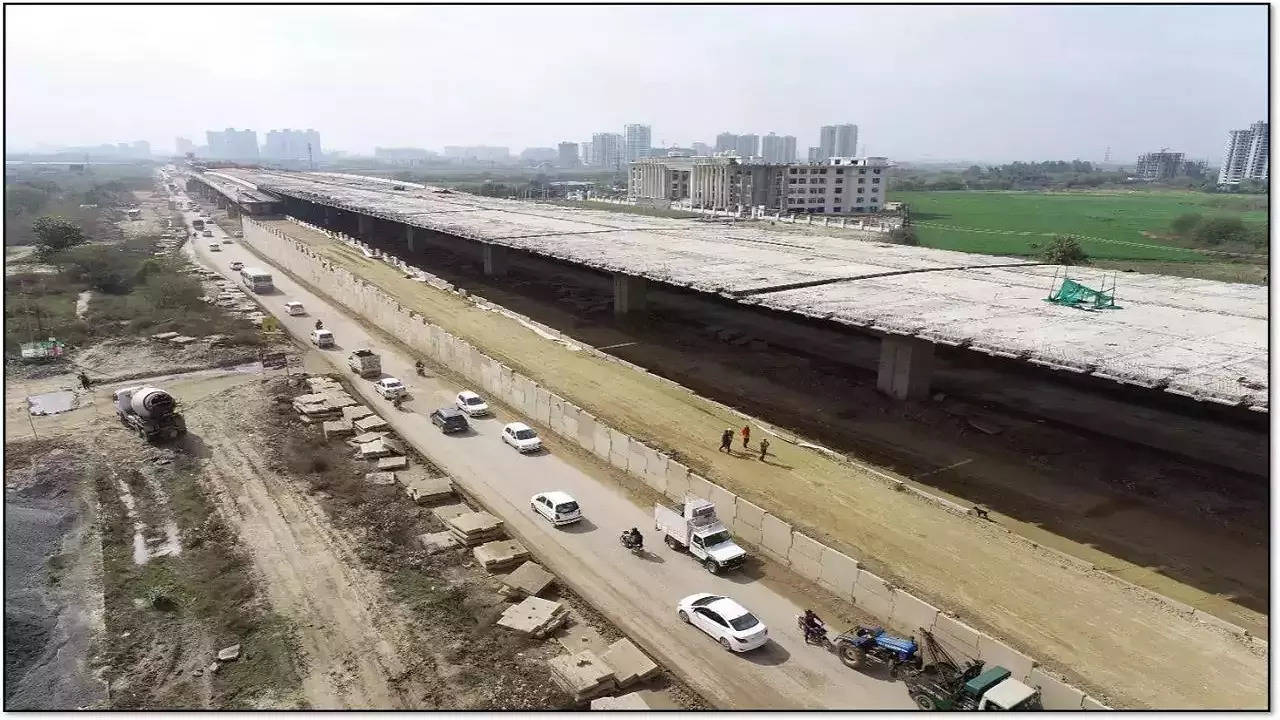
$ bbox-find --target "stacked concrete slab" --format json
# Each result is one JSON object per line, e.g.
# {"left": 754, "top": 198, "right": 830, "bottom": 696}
{"left": 500, "top": 561, "right": 555, "bottom": 598}
{"left": 600, "top": 638, "right": 659, "bottom": 689}
{"left": 473, "top": 539, "right": 530, "bottom": 572}
{"left": 497, "top": 596, "right": 570, "bottom": 638}
{"left": 243, "top": 216, "right": 1136, "bottom": 710}
{"left": 548, "top": 650, "right": 617, "bottom": 703}
{"left": 447, "top": 511, "right": 505, "bottom": 546}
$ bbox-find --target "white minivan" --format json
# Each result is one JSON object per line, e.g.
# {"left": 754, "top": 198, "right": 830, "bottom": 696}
{"left": 309, "top": 328, "right": 334, "bottom": 348}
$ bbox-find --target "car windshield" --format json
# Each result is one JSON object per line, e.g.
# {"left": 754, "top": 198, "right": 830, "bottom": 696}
{"left": 514, "top": 429, "right": 537, "bottom": 440}
{"left": 554, "top": 502, "right": 578, "bottom": 514}
{"left": 691, "top": 595, "right": 722, "bottom": 607}
{"left": 466, "top": 397, "right": 484, "bottom": 405}
{"left": 728, "top": 612, "right": 760, "bottom": 632}
{"left": 702, "top": 530, "right": 732, "bottom": 546}
{"left": 385, "top": 381, "right": 403, "bottom": 388}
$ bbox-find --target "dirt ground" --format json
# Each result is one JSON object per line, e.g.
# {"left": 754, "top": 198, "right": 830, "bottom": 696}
{"left": 266, "top": 219, "right": 1267, "bottom": 708}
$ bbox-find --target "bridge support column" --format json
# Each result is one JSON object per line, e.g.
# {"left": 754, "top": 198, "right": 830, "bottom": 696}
{"left": 324, "top": 206, "right": 337, "bottom": 227}
{"left": 357, "top": 213, "right": 372, "bottom": 240}
{"left": 482, "top": 244, "right": 508, "bottom": 276}
{"left": 613, "top": 273, "right": 648, "bottom": 317}
{"left": 216, "top": 196, "right": 227, "bottom": 209}
{"left": 876, "top": 336, "right": 934, "bottom": 400}
{"left": 405, "top": 226, "right": 417, "bottom": 253}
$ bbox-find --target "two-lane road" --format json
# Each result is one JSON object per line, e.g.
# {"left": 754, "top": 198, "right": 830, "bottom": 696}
{"left": 180, "top": 201, "right": 914, "bottom": 710}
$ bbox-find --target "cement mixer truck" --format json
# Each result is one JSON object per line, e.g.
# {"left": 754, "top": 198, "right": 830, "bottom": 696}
{"left": 113, "top": 386, "right": 187, "bottom": 442}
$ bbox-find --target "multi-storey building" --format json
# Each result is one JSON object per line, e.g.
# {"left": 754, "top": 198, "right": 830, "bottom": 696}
{"left": 736, "top": 134, "right": 760, "bottom": 158}
{"left": 692, "top": 142, "right": 712, "bottom": 156}
{"left": 1218, "top": 121, "right": 1268, "bottom": 186}
{"left": 714, "top": 132, "right": 739, "bottom": 153}
{"left": 374, "top": 147, "right": 434, "bottom": 165}
{"left": 623, "top": 124, "right": 651, "bottom": 163}
{"left": 777, "top": 156, "right": 886, "bottom": 214}
{"left": 591, "top": 132, "right": 623, "bottom": 169}
{"left": 175, "top": 137, "right": 194, "bottom": 156}
{"left": 628, "top": 156, "right": 692, "bottom": 200}
{"left": 760, "top": 133, "right": 798, "bottom": 163}
{"left": 263, "top": 128, "right": 321, "bottom": 162}
{"left": 205, "top": 128, "right": 259, "bottom": 160}
{"left": 1134, "top": 150, "right": 1186, "bottom": 180}
{"left": 558, "top": 141, "right": 581, "bottom": 168}
{"left": 818, "top": 123, "right": 857, "bottom": 161}
{"left": 442, "top": 145, "right": 510, "bottom": 163}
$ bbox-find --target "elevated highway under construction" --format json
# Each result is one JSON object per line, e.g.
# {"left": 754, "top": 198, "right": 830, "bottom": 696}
{"left": 188, "top": 168, "right": 1268, "bottom": 628}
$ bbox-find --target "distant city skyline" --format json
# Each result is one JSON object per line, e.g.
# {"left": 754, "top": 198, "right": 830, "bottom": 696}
{"left": 6, "top": 6, "right": 1265, "bottom": 164}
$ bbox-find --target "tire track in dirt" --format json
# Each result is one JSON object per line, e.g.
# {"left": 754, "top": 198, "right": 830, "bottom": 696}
{"left": 195, "top": 422, "right": 411, "bottom": 708}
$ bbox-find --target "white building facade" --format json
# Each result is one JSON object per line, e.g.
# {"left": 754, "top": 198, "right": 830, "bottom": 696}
{"left": 1218, "top": 121, "right": 1268, "bottom": 186}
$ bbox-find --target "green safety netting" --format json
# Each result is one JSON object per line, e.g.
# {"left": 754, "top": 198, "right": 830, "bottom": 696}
{"left": 1047, "top": 278, "right": 1115, "bottom": 309}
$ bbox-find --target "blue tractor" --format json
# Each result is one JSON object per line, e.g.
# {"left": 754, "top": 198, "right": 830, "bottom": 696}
{"left": 835, "top": 625, "right": 922, "bottom": 678}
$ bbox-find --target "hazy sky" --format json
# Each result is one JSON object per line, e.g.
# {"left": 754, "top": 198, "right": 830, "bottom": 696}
{"left": 5, "top": 4, "right": 1268, "bottom": 163}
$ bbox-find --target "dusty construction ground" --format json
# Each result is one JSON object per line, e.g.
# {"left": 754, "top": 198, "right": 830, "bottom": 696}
{"left": 261, "top": 219, "right": 1267, "bottom": 709}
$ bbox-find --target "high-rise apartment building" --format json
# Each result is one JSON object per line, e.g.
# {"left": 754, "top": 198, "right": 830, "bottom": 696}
{"left": 623, "top": 124, "right": 652, "bottom": 163}
{"left": 692, "top": 142, "right": 712, "bottom": 156}
{"left": 558, "top": 142, "right": 581, "bottom": 168}
{"left": 760, "top": 133, "right": 798, "bottom": 163}
{"left": 715, "top": 132, "right": 739, "bottom": 153}
{"left": 263, "top": 129, "right": 322, "bottom": 162}
{"left": 175, "top": 137, "right": 194, "bottom": 155}
{"left": 736, "top": 134, "right": 760, "bottom": 158}
{"left": 205, "top": 128, "right": 259, "bottom": 160}
{"left": 580, "top": 141, "right": 593, "bottom": 167}
{"left": 818, "top": 123, "right": 858, "bottom": 161}
{"left": 520, "top": 147, "right": 558, "bottom": 164}
{"left": 1134, "top": 151, "right": 1186, "bottom": 180}
{"left": 783, "top": 136, "right": 798, "bottom": 163}
{"left": 807, "top": 146, "right": 820, "bottom": 163}
{"left": 1218, "top": 121, "right": 1268, "bottom": 186}
{"left": 591, "top": 132, "right": 623, "bottom": 169}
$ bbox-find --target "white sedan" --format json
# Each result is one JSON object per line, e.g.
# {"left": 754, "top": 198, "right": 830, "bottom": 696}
{"left": 530, "top": 491, "right": 582, "bottom": 526}
{"left": 677, "top": 593, "right": 769, "bottom": 653}
{"left": 374, "top": 377, "right": 406, "bottom": 399}
{"left": 455, "top": 390, "right": 490, "bottom": 417}
{"left": 502, "top": 422, "right": 542, "bottom": 453}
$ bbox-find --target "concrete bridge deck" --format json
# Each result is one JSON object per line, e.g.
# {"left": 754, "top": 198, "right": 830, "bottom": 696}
{"left": 207, "top": 168, "right": 1268, "bottom": 411}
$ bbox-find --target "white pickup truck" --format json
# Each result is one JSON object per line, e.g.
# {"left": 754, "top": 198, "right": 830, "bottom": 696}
{"left": 654, "top": 497, "right": 747, "bottom": 574}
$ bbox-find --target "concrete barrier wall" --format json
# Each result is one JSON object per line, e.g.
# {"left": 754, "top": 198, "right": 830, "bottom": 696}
{"left": 242, "top": 218, "right": 1106, "bottom": 710}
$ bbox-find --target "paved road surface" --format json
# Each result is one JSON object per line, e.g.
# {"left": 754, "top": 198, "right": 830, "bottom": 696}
{"left": 179, "top": 198, "right": 914, "bottom": 709}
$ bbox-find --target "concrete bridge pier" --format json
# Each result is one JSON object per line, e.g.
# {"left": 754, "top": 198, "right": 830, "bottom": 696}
{"left": 357, "top": 213, "right": 373, "bottom": 240}
{"left": 876, "top": 336, "right": 935, "bottom": 400}
{"left": 324, "top": 206, "right": 337, "bottom": 227}
{"left": 405, "top": 226, "right": 417, "bottom": 253}
{"left": 482, "top": 244, "right": 508, "bottom": 276}
{"left": 216, "top": 196, "right": 227, "bottom": 209}
{"left": 613, "top": 273, "right": 648, "bottom": 317}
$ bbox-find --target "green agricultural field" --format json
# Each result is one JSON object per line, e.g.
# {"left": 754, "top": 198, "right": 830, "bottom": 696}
{"left": 891, "top": 190, "right": 1267, "bottom": 262}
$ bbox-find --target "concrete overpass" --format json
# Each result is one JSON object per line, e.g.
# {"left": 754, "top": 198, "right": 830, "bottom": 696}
{"left": 184, "top": 171, "right": 281, "bottom": 216}
{"left": 202, "top": 169, "right": 1268, "bottom": 414}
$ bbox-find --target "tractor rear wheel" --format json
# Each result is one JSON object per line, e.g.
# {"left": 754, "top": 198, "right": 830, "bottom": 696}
{"left": 838, "top": 643, "right": 866, "bottom": 669}
{"left": 913, "top": 692, "right": 938, "bottom": 711}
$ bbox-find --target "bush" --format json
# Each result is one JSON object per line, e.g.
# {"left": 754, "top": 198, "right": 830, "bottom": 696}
{"left": 1170, "top": 212, "right": 1202, "bottom": 235}
{"left": 1041, "top": 235, "right": 1088, "bottom": 265}
{"left": 1192, "top": 216, "right": 1249, "bottom": 245}
{"left": 31, "top": 215, "right": 86, "bottom": 258}
{"left": 55, "top": 245, "right": 138, "bottom": 293}
{"left": 887, "top": 226, "right": 919, "bottom": 246}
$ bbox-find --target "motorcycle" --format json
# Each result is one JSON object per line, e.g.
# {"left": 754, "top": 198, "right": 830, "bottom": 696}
{"left": 796, "top": 615, "right": 831, "bottom": 648}
{"left": 619, "top": 531, "right": 644, "bottom": 554}
{"left": 314, "top": 319, "right": 324, "bottom": 330}
{"left": 415, "top": 362, "right": 426, "bottom": 377}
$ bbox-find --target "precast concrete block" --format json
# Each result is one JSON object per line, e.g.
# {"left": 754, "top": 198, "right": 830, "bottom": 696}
{"left": 932, "top": 613, "right": 981, "bottom": 663}
{"left": 976, "top": 634, "right": 1036, "bottom": 682}
{"left": 686, "top": 474, "right": 713, "bottom": 502}
{"left": 818, "top": 547, "right": 859, "bottom": 600}
{"left": 788, "top": 532, "right": 824, "bottom": 583}
{"left": 534, "top": 387, "right": 552, "bottom": 427}
{"left": 504, "top": 371, "right": 525, "bottom": 409}
{"left": 576, "top": 410, "right": 597, "bottom": 452}
{"left": 735, "top": 497, "right": 765, "bottom": 529}
{"left": 469, "top": 347, "right": 487, "bottom": 384}
{"left": 560, "top": 403, "right": 580, "bottom": 441}
{"left": 732, "top": 516, "right": 762, "bottom": 547}
{"left": 1028, "top": 668, "right": 1086, "bottom": 710}
{"left": 609, "top": 429, "right": 630, "bottom": 470}
{"left": 547, "top": 394, "right": 565, "bottom": 436}
{"left": 1081, "top": 696, "right": 1110, "bottom": 710}
{"left": 707, "top": 483, "right": 737, "bottom": 526}
{"left": 482, "top": 359, "right": 501, "bottom": 395}
{"left": 520, "top": 378, "right": 541, "bottom": 418}
{"left": 643, "top": 449, "right": 668, "bottom": 494}
{"left": 664, "top": 460, "right": 690, "bottom": 502}
{"left": 887, "top": 590, "right": 939, "bottom": 635}
{"left": 852, "top": 569, "right": 896, "bottom": 621}
{"left": 627, "top": 438, "right": 649, "bottom": 478}
{"left": 499, "top": 365, "right": 514, "bottom": 401}
{"left": 760, "top": 513, "right": 793, "bottom": 563}
{"left": 591, "top": 418, "right": 611, "bottom": 461}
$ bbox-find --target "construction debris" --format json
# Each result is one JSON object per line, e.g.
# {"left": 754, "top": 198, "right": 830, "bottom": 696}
{"left": 403, "top": 475, "right": 454, "bottom": 504}
{"left": 600, "top": 638, "right": 659, "bottom": 688}
{"left": 497, "top": 596, "right": 570, "bottom": 638}
{"left": 354, "top": 415, "right": 389, "bottom": 432}
{"left": 358, "top": 439, "right": 393, "bottom": 459}
{"left": 341, "top": 404, "right": 373, "bottom": 422}
{"left": 365, "top": 471, "right": 396, "bottom": 486}
{"left": 590, "top": 692, "right": 651, "bottom": 710}
{"left": 500, "top": 560, "right": 554, "bottom": 599}
{"left": 377, "top": 455, "right": 408, "bottom": 471}
{"left": 216, "top": 644, "right": 241, "bottom": 662}
{"left": 417, "top": 531, "right": 460, "bottom": 554}
{"left": 555, "top": 621, "right": 608, "bottom": 656}
{"left": 548, "top": 650, "right": 617, "bottom": 702}
{"left": 346, "top": 431, "right": 386, "bottom": 448}
{"left": 322, "top": 419, "right": 354, "bottom": 440}
{"left": 473, "top": 539, "right": 530, "bottom": 573}
{"left": 447, "top": 511, "right": 505, "bottom": 546}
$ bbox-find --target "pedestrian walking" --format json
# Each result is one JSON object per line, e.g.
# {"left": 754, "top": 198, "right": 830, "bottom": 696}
{"left": 759, "top": 437, "right": 770, "bottom": 461}
{"left": 719, "top": 428, "right": 733, "bottom": 453}
{"left": 78, "top": 371, "right": 92, "bottom": 390}
{"left": 741, "top": 424, "right": 751, "bottom": 449}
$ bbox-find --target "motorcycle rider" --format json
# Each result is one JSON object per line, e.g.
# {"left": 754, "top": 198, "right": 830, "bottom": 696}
{"left": 802, "top": 609, "right": 825, "bottom": 639}
{"left": 624, "top": 527, "right": 643, "bottom": 550}
{"left": 314, "top": 319, "right": 324, "bottom": 330}
{"left": 415, "top": 360, "right": 425, "bottom": 376}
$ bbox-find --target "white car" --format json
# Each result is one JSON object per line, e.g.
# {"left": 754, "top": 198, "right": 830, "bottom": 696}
{"left": 676, "top": 593, "right": 769, "bottom": 653}
{"left": 530, "top": 491, "right": 582, "bottom": 526}
{"left": 455, "top": 390, "right": 490, "bottom": 417}
{"left": 374, "top": 377, "right": 406, "bottom": 399}
{"left": 284, "top": 301, "right": 306, "bottom": 316}
{"left": 502, "top": 422, "right": 541, "bottom": 453}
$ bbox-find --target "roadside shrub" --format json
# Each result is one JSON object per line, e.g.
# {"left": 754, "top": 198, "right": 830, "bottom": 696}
{"left": 55, "top": 245, "right": 138, "bottom": 293}
{"left": 1169, "top": 212, "right": 1202, "bottom": 235}
{"left": 887, "top": 226, "right": 919, "bottom": 246}
{"left": 1191, "top": 216, "right": 1248, "bottom": 246}
{"left": 1041, "top": 235, "right": 1088, "bottom": 265}
{"left": 31, "top": 215, "right": 86, "bottom": 258}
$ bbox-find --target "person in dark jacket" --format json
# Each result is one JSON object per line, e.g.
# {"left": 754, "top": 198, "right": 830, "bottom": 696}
{"left": 719, "top": 428, "right": 733, "bottom": 453}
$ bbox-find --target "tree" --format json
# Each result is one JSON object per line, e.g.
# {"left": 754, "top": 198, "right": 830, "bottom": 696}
{"left": 31, "top": 216, "right": 86, "bottom": 258}
{"left": 1042, "top": 235, "right": 1088, "bottom": 265}
{"left": 57, "top": 245, "right": 135, "bottom": 293}
{"left": 5, "top": 185, "right": 49, "bottom": 217}
{"left": 1169, "top": 212, "right": 1203, "bottom": 235}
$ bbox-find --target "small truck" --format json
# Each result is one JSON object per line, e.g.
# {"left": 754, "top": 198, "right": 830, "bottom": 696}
{"left": 347, "top": 348, "right": 382, "bottom": 378}
{"left": 113, "top": 385, "right": 187, "bottom": 442}
{"left": 654, "top": 496, "right": 747, "bottom": 574}
{"left": 902, "top": 629, "right": 1042, "bottom": 711}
